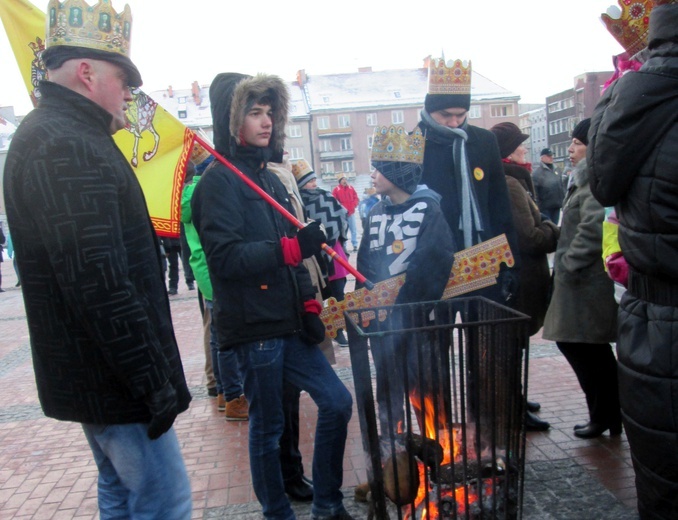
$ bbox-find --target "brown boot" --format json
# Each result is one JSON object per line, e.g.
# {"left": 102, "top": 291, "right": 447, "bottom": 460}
{"left": 216, "top": 393, "right": 226, "bottom": 412}
{"left": 225, "top": 395, "right": 249, "bottom": 421}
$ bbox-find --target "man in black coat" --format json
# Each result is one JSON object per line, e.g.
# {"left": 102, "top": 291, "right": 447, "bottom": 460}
{"left": 532, "top": 148, "right": 565, "bottom": 223}
{"left": 588, "top": 5, "right": 678, "bottom": 518}
{"left": 2, "top": 5, "right": 191, "bottom": 519}
{"left": 417, "top": 58, "right": 520, "bottom": 305}
{"left": 415, "top": 57, "right": 546, "bottom": 429}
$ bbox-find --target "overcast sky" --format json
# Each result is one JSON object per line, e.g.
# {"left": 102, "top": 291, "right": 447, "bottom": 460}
{"left": 1, "top": 0, "right": 626, "bottom": 117}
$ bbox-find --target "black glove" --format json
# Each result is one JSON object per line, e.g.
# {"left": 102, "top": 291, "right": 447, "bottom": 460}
{"left": 299, "top": 312, "right": 327, "bottom": 346}
{"left": 501, "top": 270, "right": 519, "bottom": 306}
{"left": 145, "top": 382, "right": 178, "bottom": 440}
{"left": 297, "top": 221, "right": 326, "bottom": 259}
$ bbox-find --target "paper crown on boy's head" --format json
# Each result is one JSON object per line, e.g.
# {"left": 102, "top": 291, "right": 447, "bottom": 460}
{"left": 601, "top": 0, "right": 676, "bottom": 57}
{"left": 42, "top": 0, "right": 142, "bottom": 86}
{"left": 291, "top": 159, "right": 316, "bottom": 188}
{"left": 425, "top": 57, "right": 472, "bottom": 112}
{"left": 370, "top": 126, "right": 425, "bottom": 164}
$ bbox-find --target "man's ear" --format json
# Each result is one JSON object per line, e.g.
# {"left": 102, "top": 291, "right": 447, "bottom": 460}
{"left": 76, "top": 60, "right": 96, "bottom": 91}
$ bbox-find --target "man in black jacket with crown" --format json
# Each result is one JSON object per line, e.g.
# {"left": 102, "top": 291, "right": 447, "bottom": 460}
{"left": 3, "top": 3, "right": 192, "bottom": 517}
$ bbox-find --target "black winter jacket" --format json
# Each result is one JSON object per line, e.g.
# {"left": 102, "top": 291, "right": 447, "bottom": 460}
{"left": 588, "top": 12, "right": 678, "bottom": 288}
{"left": 357, "top": 187, "right": 456, "bottom": 305}
{"left": 531, "top": 163, "right": 565, "bottom": 212}
{"left": 417, "top": 116, "right": 520, "bottom": 302}
{"left": 3, "top": 82, "right": 191, "bottom": 424}
{"left": 191, "top": 73, "right": 316, "bottom": 348}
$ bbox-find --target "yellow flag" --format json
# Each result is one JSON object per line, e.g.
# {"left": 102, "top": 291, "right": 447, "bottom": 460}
{"left": 115, "top": 92, "right": 195, "bottom": 237}
{"left": 0, "top": 0, "right": 195, "bottom": 237}
{"left": 0, "top": 0, "right": 46, "bottom": 106}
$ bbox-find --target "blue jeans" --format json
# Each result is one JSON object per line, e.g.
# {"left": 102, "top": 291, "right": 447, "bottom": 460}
{"left": 206, "top": 300, "right": 243, "bottom": 400}
{"left": 236, "top": 336, "right": 353, "bottom": 520}
{"left": 82, "top": 423, "right": 192, "bottom": 520}
{"left": 347, "top": 213, "right": 358, "bottom": 249}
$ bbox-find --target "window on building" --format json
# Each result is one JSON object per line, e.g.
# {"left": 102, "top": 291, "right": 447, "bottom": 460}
{"left": 468, "top": 105, "right": 482, "bottom": 119}
{"left": 319, "top": 140, "right": 332, "bottom": 152}
{"left": 317, "top": 116, "right": 330, "bottom": 130}
{"left": 178, "top": 110, "right": 187, "bottom": 119}
{"left": 366, "top": 113, "right": 378, "bottom": 126}
{"left": 391, "top": 110, "right": 404, "bottom": 124}
{"left": 340, "top": 137, "right": 352, "bottom": 151}
{"left": 490, "top": 104, "right": 514, "bottom": 117}
{"left": 287, "top": 125, "right": 302, "bottom": 138}
{"left": 548, "top": 101, "right": 562, "bottom": 113}
{"left": 321, "top": 162, "right": 335, "bottom": 174}
{"left": 338, "top": 115, "right": 351, "bottom": 128}
{"left": 288, "top": 147, "right": 303, "bottom": 159}
{"left": 367, "top": 135, "right": 374, "bottom": 149}
{"left": 548, "top": 117, "right": 571, "bottom": 136}
{"left": 342, "top": 161, "right": 354, "bottom": 173}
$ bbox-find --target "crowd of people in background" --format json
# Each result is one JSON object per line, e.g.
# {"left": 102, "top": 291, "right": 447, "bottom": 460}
{"left": 2, "top": 1, "right": 677, "bottom": 519}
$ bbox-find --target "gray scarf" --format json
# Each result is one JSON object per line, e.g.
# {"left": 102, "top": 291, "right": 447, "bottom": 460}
{"left": 421, "top": 110, "right": 483, "bottom": 248}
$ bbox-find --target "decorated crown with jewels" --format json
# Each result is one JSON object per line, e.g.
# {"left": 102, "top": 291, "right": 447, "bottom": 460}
{"left": 46, "top": 0, "right": 133, "bottom": 57}
{"left": 601, "top": 0, "right": 676, "bottom": 56}
{"left": 427, "top": 58, "right": 472, "bottom": 95}
{"left": 371, "top": 126, "right": 425, "bottom": 164}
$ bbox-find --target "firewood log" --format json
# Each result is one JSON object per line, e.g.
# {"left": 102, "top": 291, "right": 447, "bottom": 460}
{"left": 383, "top": 450, "right": 419, "bottom": 506}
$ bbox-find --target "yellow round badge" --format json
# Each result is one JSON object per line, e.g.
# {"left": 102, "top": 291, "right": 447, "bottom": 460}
{"left": 474, "top": 167, "right": 484, "bottom": 181}
{"left": 392, "top": 240, "right": 404, "bottom": 254}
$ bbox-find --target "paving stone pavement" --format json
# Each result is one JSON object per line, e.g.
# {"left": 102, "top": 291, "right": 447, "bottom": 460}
{"left": 0, "top": 260, "right": 639, "bottom": 519}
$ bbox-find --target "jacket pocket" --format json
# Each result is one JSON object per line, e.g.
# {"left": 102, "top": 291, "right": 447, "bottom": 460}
{"left": 242, "top": 275, "right": 295, "bottom": 325}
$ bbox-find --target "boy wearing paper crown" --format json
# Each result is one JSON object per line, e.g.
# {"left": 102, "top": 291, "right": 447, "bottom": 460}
{"left": 3, "top": 1, "right": 192, "bottom": 518}
{"left": 356, "top": 125, "right": 456, "bottom": 435}
{"left": 418, "top": 57, "right": 520, "bottom": 306}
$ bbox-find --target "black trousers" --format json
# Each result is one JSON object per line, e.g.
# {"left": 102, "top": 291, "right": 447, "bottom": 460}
{"left": 279, "top": 382, "right": 305, "bottom": 484}
{"left": 556, "top": 341, "right": 621, "bottom": 426}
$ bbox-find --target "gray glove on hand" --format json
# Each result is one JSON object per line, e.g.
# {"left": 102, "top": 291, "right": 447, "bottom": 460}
{"left": 145, "top": 382, "right": 178, "bottom": 440}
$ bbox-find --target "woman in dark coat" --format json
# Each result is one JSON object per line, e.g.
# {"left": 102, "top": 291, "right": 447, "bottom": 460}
{"left": 491, "top": 123, "right": 560, "bottom": 432}
{"left": 588, "top": 5, "right": 678, "bottom": 516}
{"left": 543, "top": 119, "right": 621, "bottom": 439}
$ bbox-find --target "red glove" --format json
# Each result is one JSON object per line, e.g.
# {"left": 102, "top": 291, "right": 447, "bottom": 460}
{"left": 280, "top": 237, "right": 302, "bottom": 266}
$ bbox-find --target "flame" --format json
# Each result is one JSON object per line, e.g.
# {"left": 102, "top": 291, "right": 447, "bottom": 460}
{"left": 409, "top": 391, "right": 461, "bottom": 465}
{"left": 407, "top": 389, "right": 495, "bottom": 519}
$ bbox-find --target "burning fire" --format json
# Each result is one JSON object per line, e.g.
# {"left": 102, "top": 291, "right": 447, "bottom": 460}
{"left": 405, "top": 392, "right": 496, "bottom": 519}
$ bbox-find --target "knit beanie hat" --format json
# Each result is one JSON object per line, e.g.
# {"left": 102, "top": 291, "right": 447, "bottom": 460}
{"left": 490, "top": 122, "right": 529, "bottom": 159}
{"left": 571, "top": 118, "right": 591, "bottom": 145}
{"left": 372, "top": 161, "right": 422, "bottom": 195}
{"left": 291, "top": 159, "right": 316, "bottom": 188}
{"left": 424, "top": 92, "right": 471, "bottom": 113}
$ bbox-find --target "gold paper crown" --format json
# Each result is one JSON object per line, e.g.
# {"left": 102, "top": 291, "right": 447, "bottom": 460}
{"left": 428, "top": 58, "right": 472, "bottom": 95}
{"left": 371, "top": 126, "right": 425, "bottom": 164}
{"left": 46, "top": 0, "right": 133, "bottom": 57}
{"left": 291, "top": 159, "right": 313, "bottom": 179}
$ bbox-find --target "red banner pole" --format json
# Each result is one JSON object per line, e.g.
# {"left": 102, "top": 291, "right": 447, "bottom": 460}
{"left": 193, "top": 134, "right": 372, "bottom": 288}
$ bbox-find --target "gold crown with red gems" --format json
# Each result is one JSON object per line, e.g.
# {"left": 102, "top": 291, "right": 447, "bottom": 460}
{"left": 46, "top": 0, "right": 133, "bottom": 57}
{"left": 428, "top": 58, "right": 472, "bottom": 95}
{"left": 601, "top": 0, "right": 676, "bottom": 57}
{"left": 371, "top": 126, "right": 425, "bottom": 164}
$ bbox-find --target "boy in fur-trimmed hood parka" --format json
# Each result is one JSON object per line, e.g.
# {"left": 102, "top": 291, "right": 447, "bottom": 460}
{"left": 191, "top": 73, "right": 354, "bottom": 520}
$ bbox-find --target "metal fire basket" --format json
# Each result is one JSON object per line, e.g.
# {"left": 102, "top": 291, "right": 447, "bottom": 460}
{"left": 346, "top": 297, "right": 530, "bottom": 520}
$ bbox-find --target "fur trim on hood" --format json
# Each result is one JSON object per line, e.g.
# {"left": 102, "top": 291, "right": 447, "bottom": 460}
{"left": 209, "top": 73, "right": 289, "bottom": 157}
